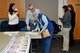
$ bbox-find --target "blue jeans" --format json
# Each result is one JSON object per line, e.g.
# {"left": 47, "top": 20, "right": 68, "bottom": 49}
{"left": 41, "top": 30, "right": 53, "bottom": 53}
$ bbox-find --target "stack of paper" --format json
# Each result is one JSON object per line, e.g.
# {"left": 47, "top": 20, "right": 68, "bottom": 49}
{"left": 3, "top": 32, "right": 19, "bottom": 36}
{"left": 25, "top": 32, "right": 40, "bottom": 36}
{"left": 2, "top": 35, "right": 31, "bottom": 53}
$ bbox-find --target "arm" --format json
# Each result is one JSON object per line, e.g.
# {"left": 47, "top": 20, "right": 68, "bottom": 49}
{"left": 26, "top": 11, "right": 31, "bottom": 30}
{"left": 61, "top": 12, "right": 71, "bottom": 23}
{"left": 34, "top": 23, "right": 40, "bottom": 31}
{"left": 40, "top": 15, "right": 48, "bottom": 33}
{"left": 26, "top": 11, "right": 30, "bottom": 25}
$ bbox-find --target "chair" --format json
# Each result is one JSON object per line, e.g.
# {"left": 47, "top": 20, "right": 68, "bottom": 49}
{"left": 51, "top": 20, "right": 62, "bottom": 40}
{"left": 18, "top": 21, "right": 26, "bottom": 31}
{"left": 1, "top": 21, "right": 9, "bottom": 31}
{"left": 1, "top": 21, "right": 26, "bottom": 31}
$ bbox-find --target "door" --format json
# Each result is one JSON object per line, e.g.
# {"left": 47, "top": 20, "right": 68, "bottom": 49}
{"left": 68, "top": 0, "right": 80, "bottom": 40}
{"left": 0, "top": 0, "right": 6, "bottom": 18}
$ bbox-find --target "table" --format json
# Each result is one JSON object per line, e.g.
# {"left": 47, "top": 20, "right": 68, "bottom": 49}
{"left": 0, "top": 32, "right": 42, "bottom": 53}
{"left": 25, "top": 32, "right": 42, "bottom": 39}
{"left": 0, "top": 32, "right": 31, "bottom": 53}
{"left": 0, "top": 32, "right": 12, "bottom": 53}
{"left": 3, "top": 32, "right": 42, "bottom": 39}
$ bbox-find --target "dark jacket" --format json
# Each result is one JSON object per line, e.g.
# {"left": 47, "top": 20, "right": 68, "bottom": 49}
{"left": 70, "top": 10, "right": 76, "bottom": 27}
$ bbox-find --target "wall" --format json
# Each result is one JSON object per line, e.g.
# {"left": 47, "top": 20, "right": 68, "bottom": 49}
{"left": 0, "top": 0, "right": 58, "bottom": 22}
{"left": 58, "top": 0, "right": 67, "bottom": 18}
{"left": 25, "top": 0, "right": 58, "bottom": 22}
{"left": 58, "top": 0, "right": 67, "bottom": 27}
{"left": 0, "top": 0, "right": 25, "bottom": 18}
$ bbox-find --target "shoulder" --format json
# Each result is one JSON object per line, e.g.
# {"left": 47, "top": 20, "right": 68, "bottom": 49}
{"left": 35, "top": 9, "right": 40, "bottom": 12}
{"left": 70, "top": 10, "right": 75, "bottom": 14}
{"left": 66, "top": 11, "right": 71, "bottom": 15}
{"left": 42, "top": 15, "right": 46, "bottom": 17}
{"left": 35, "top": 9, "right": 40, "bottom": 11}
{"left": 27, "top": 10, "right": 31, "bottom": 13}
{"left": 8, "top": 12, "right": 12, "bottom": 16}
{"left": 67, "top": 11, "right": 70, "bottom": 13}
{"left": 42, "top": 15, "right": 47, "bottom": 20}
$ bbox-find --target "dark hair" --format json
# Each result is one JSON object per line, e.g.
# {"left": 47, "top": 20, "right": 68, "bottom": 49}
{"left": 62, "top": 5, "right": 68, "bottom": 9}
{"left": 28, "top": 3, "right": 33, "bottom": 7}
{"left": 68, "top": 4, "right": 74, "bottom": 10}
{"left": 9, "top": 3, "right": 15, "bottom": 15}
{"left": 62, "top": 5, "right": 68, "bottom": 12}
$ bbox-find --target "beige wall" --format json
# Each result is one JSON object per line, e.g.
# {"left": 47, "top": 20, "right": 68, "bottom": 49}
{"left": 0, "top": 0, "right": 25, "bottom": 18}
{"left": 25, "top": 0, "right": 58, "bottom": 22}
{"left": 0, "top": 0, "right": 58, "bottom": 22}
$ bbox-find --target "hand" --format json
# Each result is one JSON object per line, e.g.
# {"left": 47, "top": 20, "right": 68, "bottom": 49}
{"left": 15, "top": 8, "right": 18, "bottom": 11}
{"left": 14, "top": 8, "right": 18, "bottom": 13}
{"left": 39, "top": 30, "right": 44, "bottom": 35}
{"left": 32, "top": 30, "right": 37, "bottom": 32}
{"left": 26, "top": 25, "right": 30, "bottom": 30}
{"left": 59, "top": 17, "right": 62, "bottom": 19}
{"left": 15, "top": 12, "right": 18, "bottom": 14}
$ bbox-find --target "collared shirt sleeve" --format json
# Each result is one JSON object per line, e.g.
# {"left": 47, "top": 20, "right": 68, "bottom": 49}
{"left": 41, "top": 15, "right": 48, "bottom": 31}
{"left": 34, "top": 23, "right": 40, "bottom": 31}
{"left": 26, "top": 11, "right": 30, "bottom": 25}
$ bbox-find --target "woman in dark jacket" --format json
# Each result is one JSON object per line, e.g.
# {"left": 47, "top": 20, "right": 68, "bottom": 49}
{"left": 68, "top": 4, "right": 76, "bottom": 47}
